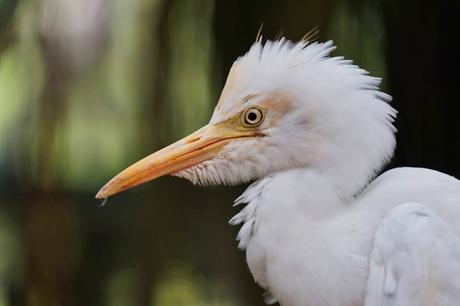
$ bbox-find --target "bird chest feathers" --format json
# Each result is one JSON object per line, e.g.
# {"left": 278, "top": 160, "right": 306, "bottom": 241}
{"left": 230, "top": 170, "right": 376, "bottom": 306}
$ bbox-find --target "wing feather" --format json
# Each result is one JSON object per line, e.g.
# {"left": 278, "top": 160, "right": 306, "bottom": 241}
{"left": 364, "top": 202, "right": 460, "bottom": 306}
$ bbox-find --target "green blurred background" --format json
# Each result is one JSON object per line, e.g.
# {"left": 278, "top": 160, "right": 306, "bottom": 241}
{"left": 0, "top": 0, "right": 459, "bottom": 305}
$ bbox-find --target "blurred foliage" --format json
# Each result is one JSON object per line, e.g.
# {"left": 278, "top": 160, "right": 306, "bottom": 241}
{"left": 0, "top": 0, "right": 459, "bottom": 305}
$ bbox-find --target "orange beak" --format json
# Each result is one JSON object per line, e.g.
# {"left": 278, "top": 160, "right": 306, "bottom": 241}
{"left": 95, "top": 121, "right": 259, "bottom": 199}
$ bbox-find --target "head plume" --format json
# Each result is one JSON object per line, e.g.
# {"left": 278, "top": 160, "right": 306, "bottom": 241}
{"left": 176, "top": 37, "right": 396, "bottom": 197}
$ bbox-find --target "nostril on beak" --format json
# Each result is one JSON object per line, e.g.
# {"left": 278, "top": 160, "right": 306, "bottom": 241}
{"left": 186, "top": 136, "right": 201, "bottom": 144}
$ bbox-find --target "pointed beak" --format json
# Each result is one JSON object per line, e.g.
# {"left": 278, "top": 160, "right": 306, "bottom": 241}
{"left": 95, "top": 122, "right": 258, "bottom": 199}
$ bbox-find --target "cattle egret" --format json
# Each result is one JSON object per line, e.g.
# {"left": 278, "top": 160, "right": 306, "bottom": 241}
{"left": 96, "top": 37, "right": 460, "bottom": 306}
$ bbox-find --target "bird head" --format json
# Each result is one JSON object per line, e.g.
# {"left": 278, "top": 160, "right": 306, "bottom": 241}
{"left": 96, "top": 38, "right": 396, "bottom": 200}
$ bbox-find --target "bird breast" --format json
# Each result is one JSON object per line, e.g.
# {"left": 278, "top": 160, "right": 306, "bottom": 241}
{"left": 230, "top": 171, "right": 377, "bottom": 306}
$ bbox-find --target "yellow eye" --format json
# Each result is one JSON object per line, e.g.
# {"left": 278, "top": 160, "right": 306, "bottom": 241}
{"left": 243, "top": 107, "right": 265, "bottom": 127}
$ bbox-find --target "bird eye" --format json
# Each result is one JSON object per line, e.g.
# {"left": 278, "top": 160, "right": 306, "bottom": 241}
{"left": 243, "top": 107, "right": 264, "bottom": 127}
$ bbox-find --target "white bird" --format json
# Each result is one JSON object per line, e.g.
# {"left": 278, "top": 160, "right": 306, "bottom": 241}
{"left": 96, "top": 36, "right": 460, "bottom": 306}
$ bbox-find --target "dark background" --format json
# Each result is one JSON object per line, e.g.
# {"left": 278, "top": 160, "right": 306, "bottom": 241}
{"left": 0, "top": 0, "right": 459, "bottom": 305}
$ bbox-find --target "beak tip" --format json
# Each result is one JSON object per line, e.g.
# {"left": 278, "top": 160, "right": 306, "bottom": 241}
{"left": 95, "top": 187, "right": 108, "bottom": 200}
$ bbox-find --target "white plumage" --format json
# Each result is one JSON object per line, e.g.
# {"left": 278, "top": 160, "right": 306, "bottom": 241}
{"left": 233, "top": 167, "right": 460, "bottom": 306}
{"left": 97, "top": 37, "right": 460, "bottom": 306}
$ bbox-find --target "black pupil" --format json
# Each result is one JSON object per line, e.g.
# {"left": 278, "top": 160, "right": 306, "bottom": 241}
{"left": 247, "top": 111, "right": 258, "bottom": 122}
